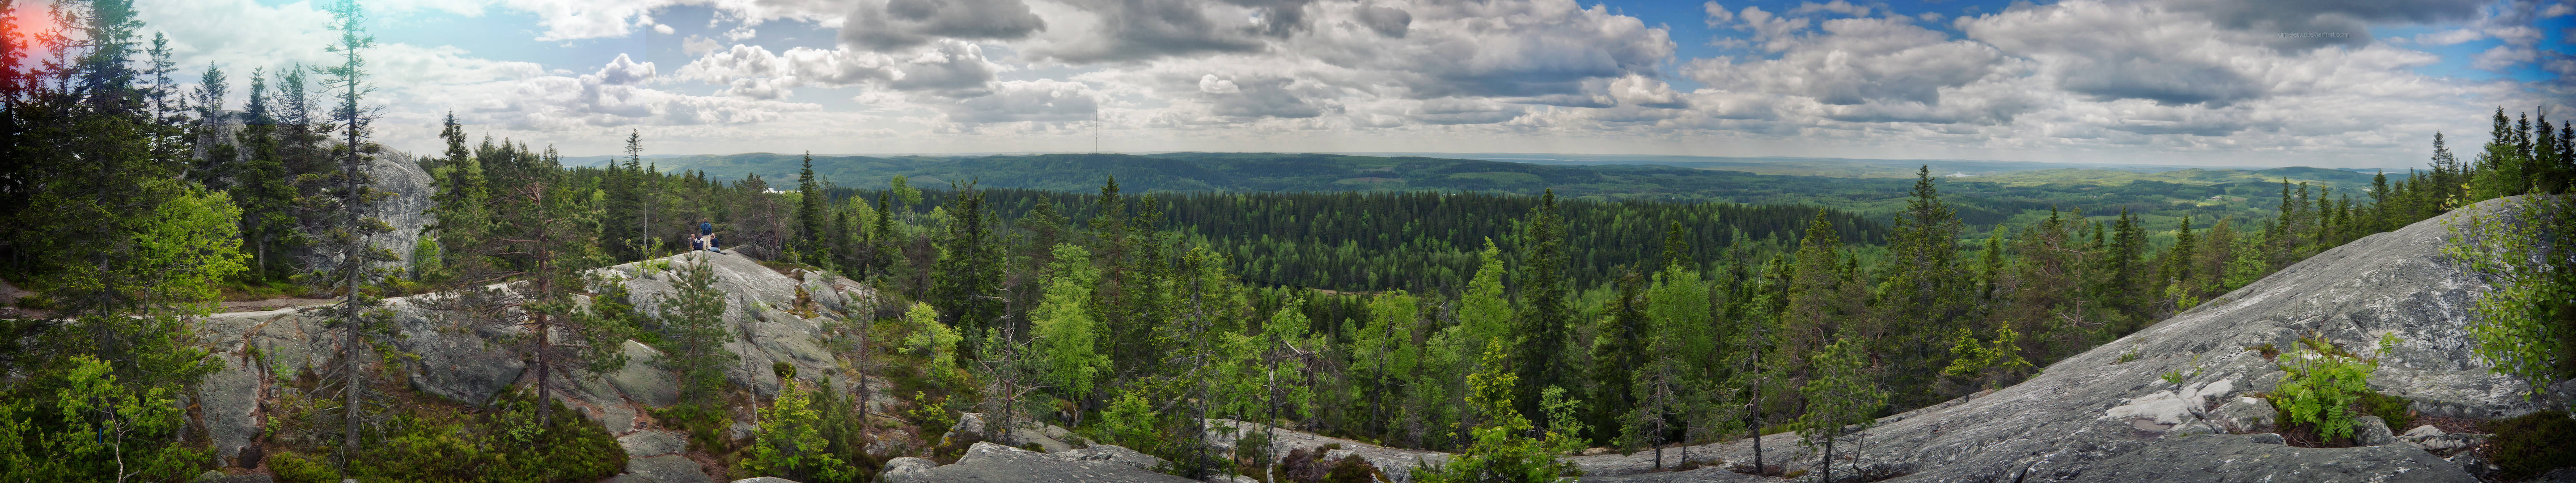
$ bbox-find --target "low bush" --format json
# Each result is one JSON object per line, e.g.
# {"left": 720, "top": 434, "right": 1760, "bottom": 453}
{"left": 2487, "top": 410, "right": 2576, "bottom": 480}
{"left": 266, "top": 451, "right": 338, "bottom": 483}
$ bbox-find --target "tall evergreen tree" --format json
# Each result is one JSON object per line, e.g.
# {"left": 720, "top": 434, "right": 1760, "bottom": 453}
{"left": 796, "top": 151, "right": 826, "bottom": 263}
{"left": 1513, "top": 190, "right": 1574, "bottom": 425}
{"left": 932, "top": 181, "right": 1003, "bottom": 357}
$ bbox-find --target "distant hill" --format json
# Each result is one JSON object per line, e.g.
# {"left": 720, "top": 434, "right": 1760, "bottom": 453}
{"left": 591, "top": 152, "right": 2392, "bottom": 232}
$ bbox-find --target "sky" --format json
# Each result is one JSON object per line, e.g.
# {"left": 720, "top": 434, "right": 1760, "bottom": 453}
{"left": 66, "top": 0, "right": 2576, "bottom": 168}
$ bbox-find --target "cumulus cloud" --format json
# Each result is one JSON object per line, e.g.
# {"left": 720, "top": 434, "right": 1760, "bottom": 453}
{"left": 1962, "top": 1, "right": 2270, "bottom": 106}
{"left": 1787, "top": 0, "right": 1868, "bottom": 17}
{"left": 840, "top": 0, "right": 1048, "bottom": 50}
{"left": 942, "top": 80, "right": 1099, "bottom": 123}
{"left": 674, "top": 40, "right": 1005, "bottom": 98}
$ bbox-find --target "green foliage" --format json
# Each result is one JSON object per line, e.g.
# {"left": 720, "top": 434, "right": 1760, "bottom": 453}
{"left": 2487, "top": 411, "right": 2576, "bottom": 480}
{"left": 1033, "top": 244, "right": 1107, "bottom": 400}
{"left": 1097, "top": 392, "right": 1161, "bottom": 454}
{"left": 909, "top": 391, "right": 960, "bottom": 443}
{"left": 349, "top": 394, "right": 627, "bottom": 483}
{"left": 1941, "top": 326, "right": 2033, "bottom": 388}
{"left": 1797, "top": 335, "right": 1887, "bottom": 483}
{"left": 656, "top": 255, "right": 738, "bottom": 412}
{"left": 1412, "top": 341, "right": 1581, "bottom": 483}
{"left": 267, "top": 451, "right": 339, "bottom": 483}
{"left": 2445, "top": 195, "right": 2576, "bottom": 396}
{"left": 0, "top": 356, "right": 209, "bottom": 482}
{"left": 2267, "top": 341, "right": 2377, "bottom": 442}
{"left": 741, "top": 380, "right": 858, "bottom": 482}
{"left": 900, "top": 302, "right": 965, "bottom": 379}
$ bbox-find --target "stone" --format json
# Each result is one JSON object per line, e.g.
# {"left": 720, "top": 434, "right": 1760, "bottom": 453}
{"left": 2354, "top": 415, "right": 2398, "bottom": 446}
{"left": 2399, "top": 426, "right": 2490, "bottom": 452}
{"left": 730, "top": 478, "right": 803, "bottom": 483}
{"left": 2208, "top": 396, "right": 2278, "bottom": 433}
{"left": 619, "top": 430, "right": 688, "bottom": 457}
{"left": 881, "top": 456, "right": 938, "bottom": 483}
{"left": 609, "top": 455, "right": 712, "bottom": 483}
{"left": 610, "top": 340, "right": 680, "bottom": 407}
{"left": 2069, "top": 433, "right": 2473, "bottom": 482}
{"left": 2246, "top": 432, "right": 2287, "bottom": 445}
{"left": 1060, "top": 444, "right": 1169, "bottom": 471}
{"left": 901, "top": 442, "right": 1199, "bottom": 483}
{"left": 729, "top": 421, "right": 759, "bottom": 441}
{"left": 197, "top": 354, "right": 263, "bottom": 466}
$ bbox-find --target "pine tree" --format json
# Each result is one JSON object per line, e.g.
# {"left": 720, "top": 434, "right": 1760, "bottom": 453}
{"left": 659, "top": 253, "right": 738, "bottom": 411}
{"left": 1797, "top": 335, "right": 1886, "bottom": 483}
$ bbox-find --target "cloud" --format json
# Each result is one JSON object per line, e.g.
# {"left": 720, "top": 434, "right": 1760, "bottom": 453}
{"left": 1703, "top": 1, "right": 1733, "bottom": 26}
{"left": 1409, "top": 97, "right": 1523, "bottom": 124}
{"left": 1203, "top": 76, "right": 1328, "bottom": 119}
{"left": 1788, "top": 0, "right": 1868, "bottom": 17}
{"left": 941, "top": 80, "right": 1098, "bottom": 123}
{"left": 1353, "top": 4, "right": 1411, "bottom": 38}
{"left": 2413, "top": 28, "right": 2484, "bottom": 45}
{"left": 1198, "top": 74, "right": 1241, "bottom": 93}
{"left": 2156, "top": 0, "right": 2487, "bottom": 50}
{"left": 840, "top": 0, "right": 1048, "bottom": 50}
{"left": 1962, "top": 1, "right": 2267, "bottom": 106}
{"left": 674, "top": 40, "right": 1005, "bottom": 98}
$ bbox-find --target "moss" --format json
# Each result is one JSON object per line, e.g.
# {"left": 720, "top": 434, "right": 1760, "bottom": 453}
{"left": 267, "top": 451, "right": 339, "bottom": 483}
{"left": 2487, "top": 410, "right": 2576, "bottom": 480}
{"left": 2356, "top": 392, "right": 2413, "bottom": 433}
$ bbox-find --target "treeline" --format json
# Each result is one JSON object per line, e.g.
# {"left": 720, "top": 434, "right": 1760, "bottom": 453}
{"left": 818, "top": 187, "right": 1887, "bottom": 293}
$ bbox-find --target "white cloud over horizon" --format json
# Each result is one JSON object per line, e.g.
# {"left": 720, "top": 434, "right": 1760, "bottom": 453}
{"left": 83, "top": 0, "right": 2576, "bottom": 168}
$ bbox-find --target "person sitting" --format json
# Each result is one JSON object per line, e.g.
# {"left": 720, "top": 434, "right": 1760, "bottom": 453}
{"left": 699, "top": 222, "right": 721, "bottom": 254}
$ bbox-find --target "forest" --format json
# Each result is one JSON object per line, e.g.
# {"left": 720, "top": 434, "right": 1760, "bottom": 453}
{"left": 4, "top": 0, "right": 2576, "bottom": 482}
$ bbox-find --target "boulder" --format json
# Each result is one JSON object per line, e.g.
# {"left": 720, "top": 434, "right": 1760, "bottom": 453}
{"left": 2398, "top": 425, "right": 2490, "bottom": 452}
{"left": 608, "top": 455, "right": 712, "bottom": 483}
{"left": 610, "top": 340, "right": 680, "bottom": 407}
{"left": 945, "top": 412, "right": 1074, "bottom": 453}
{"left": 619, "top": 430, "right": 689, "bottom": 457}
{"left": 881, "top": 456, "right": 937, "bottom": 483}
{"left": 2353, "top": 415, "right": 2398, "bottom": 446}
{"left": 901, "top": 441, "right": 1198, "bottom": 483}
{"left": 2069, "top": 433, "right": 2470, "bottom": 483}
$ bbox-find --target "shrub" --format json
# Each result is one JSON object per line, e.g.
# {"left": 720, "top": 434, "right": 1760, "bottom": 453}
{"left": 740, "top": 380, "right": 858, "bottom": 482}
{"left": 2488, "top": 411, "right": 2576, "bottom": 480}
{"left": 348, "top": 394, "right": 627, "bottom": 483}
{"left": 2267, "top": 340, "right": 2374, "bottom": 444}
{"left": 267, "top": 451, "right": 338, "bottom": 483}
{"left": 1097, "top": 392, "right": 1160, "bottom": 454}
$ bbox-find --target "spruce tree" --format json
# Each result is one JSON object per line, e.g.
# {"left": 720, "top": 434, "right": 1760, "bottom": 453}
{"left": 796, "top": 152, "right": 825, "bottom": 263}
{"left": 1513, "top": 189, "right": 1573, "bottom": 425}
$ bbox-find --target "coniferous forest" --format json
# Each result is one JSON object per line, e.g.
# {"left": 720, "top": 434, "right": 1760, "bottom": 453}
{"left": 6, "top": 0, "right": 2576, "bottom": 482}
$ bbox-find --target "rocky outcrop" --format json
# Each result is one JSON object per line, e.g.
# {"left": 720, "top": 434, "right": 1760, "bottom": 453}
{"left": 889, "top": 442, "right": 1195, "bottom": 483}
{"left": 1182, "top": 196, "right": 2558, "bottom": 483}
{"left": 188, "top": 249, "right": 877, "bottom": 474}
{"left": 1581, "top": 196, "right": 2555, "bottom": 482}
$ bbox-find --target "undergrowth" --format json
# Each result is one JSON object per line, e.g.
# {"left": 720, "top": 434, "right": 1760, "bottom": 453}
{"left": 2486, "top": 410, "right": 2576, "bottom": 480}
